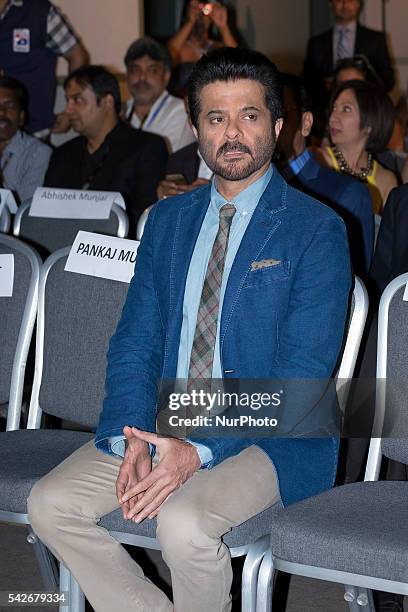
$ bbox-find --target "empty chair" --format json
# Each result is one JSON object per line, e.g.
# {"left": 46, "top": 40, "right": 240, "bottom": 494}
{"left": 60, "top": 277, "right": 368, "bottom": 612}
{"left": 0, "top": 234, "right": 41, "bottom": 431}
{"left": 13, "top": 200, "right": 129, "bottom": 256}
{"left": 0, "top": 243, "right": 133, "bottom": 594}
{"left": 256, "top": 272, "right": 408, "bottom": 612}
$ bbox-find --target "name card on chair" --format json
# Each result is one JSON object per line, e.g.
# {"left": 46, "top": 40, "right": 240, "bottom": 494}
{"left": 29, "top": 187, "right": 126, "bottom": 220}
{"left": 65, "top": 231, "right": 139, "bottom": 283}
{"left": 0, "top": 189, "right": 18, "bottom": 216}
{"left": 0, "top": 254, "right": 14, "bottom": 297}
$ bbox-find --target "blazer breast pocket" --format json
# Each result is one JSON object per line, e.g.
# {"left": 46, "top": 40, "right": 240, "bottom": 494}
{"left": 243, "top": 259, "right": 291, "bottom": 289}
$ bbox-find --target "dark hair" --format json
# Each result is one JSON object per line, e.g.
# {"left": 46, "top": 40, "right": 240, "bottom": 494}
{"left": 334, "top": 55, "right": 382, "bottom": 87}
{"left": 330, "top": 79, "right": 395, "bottom": 153}
{"left": 330, "top": 0, "right": 364, "bottom": 13}
{"left": 187, "top": 47, "right": 283, "bottom": 129}
{"left": 0, "top": 75, "right": 29, "bottom": 115}
{"left": 124, "top": 37, "right": 172, "bottom": 71}
{"left": 64, "top": 65, "right": 122, "bottom": 115}
{"left": 281, "top": 73, "right": 313, "bottom": 116}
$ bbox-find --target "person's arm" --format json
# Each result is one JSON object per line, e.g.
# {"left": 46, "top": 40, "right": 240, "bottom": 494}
{"left": 19, "top": 142, "right": 52, "bottom": 202}
{"left": 63, "top": 42, "right": 90, "bottom": 72}
{"left": 210, "top": 4, "right": 238, "bottom": 48}
{"left": 167, "top": 0, "right": 200, "bottom": 65}
{"left": 375, "top": 32, "right": 395, "bottom": 92}
{"left": 380, "top": 167, "right": 398, "bottom": 211}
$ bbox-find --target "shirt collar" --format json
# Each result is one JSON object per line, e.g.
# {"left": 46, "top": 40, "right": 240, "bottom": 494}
{"left": 288, "top": 148, "right": 311, "bottom": 176}
{"left": 210, "top": 164, "right": 273, "bottom": 216}
{"left": 334, "top": 20, "right": 357, "bottom": 34}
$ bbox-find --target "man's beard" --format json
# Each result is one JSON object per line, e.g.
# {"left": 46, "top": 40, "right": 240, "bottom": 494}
{"left": 131, "top": 82, "right": 157, "bottom": 106}
{"left": 198, "top": 131, "right": 275, "bottom": 181}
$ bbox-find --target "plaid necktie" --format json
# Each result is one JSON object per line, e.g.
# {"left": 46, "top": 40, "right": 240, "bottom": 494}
{"left": 188, "top": 203, "right": 236, "bottom": 383}
{"left": 336, "top": 27, "right": 351, "bottom": 62}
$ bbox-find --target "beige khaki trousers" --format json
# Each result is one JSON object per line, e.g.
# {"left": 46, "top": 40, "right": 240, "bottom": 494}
{"left": 27, "top": 441, "right": 280, "bottom": 612}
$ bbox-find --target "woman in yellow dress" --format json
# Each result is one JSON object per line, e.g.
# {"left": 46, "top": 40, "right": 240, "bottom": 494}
{"left": 316, "top": 80, "right": 397, "bottom": 214}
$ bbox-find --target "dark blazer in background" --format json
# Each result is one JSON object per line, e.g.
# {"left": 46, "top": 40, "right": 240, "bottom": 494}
{"left": 290, "top": 153, "right": 374, "bottom": 278}
{"left": 44, "top": 121, "right": 168, "bottom": 235}
{"left": 371, "top": 184, "right": 408, "bottom": 294}
{"left": 166, "top": 141, "right": 200, "bottom": 184}
{"left": 303, "top": 24, "right": 395, "bottom": 94}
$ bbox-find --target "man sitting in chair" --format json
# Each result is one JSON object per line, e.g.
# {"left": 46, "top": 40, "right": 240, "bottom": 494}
{"left": 28, "top": 48, "right": 351, "bottom": 612}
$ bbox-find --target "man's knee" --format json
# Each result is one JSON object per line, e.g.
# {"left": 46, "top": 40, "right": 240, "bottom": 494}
{"left": 156, "top": 495, "right": 213, "bottom": 565}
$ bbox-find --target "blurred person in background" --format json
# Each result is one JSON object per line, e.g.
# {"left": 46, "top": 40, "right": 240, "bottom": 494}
{"left": 44, "top": 65, "right": 167, "bottom": 234}
{"left": 316, "top": 80, "right": 397, "bottom": 214}
{"left": 168, "top": 0, "right": 238, "bottom": 96}
{"left": 0, "top": 76, "right": 51, "bottom": 202}
{"left": 0, "top": 0, "right": 89, "bottom": 138}
{"left": 124, "top": 37, "right": 195, "bottom": 154}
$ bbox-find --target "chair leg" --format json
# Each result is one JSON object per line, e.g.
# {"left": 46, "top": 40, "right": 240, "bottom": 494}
{"left": 344, "top": 585, "right": 376, "bottom": 611}
{"left": 27, "top": 527, "right": 58, "bottom": 592}
{"left": 256, "top": 549, "right": 275, "bottom": 611}
{"left": 60, "top": 563, "right": 85, "bottom": 612}
{"left": 241, "top": 535, "right": 270, "bottom": 612}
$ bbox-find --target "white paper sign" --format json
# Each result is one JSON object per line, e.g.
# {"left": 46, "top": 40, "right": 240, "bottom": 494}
{"left": 65, "top": 231, "right": 139, "bottom": 283}
{"left": 0, "top": 189, "right": 18, "bottom": 216}
{"left": 29, "top": 187, "right": 126, "bottom": 220}
{"left": 403, "top": 282, "right": 408, "bottom": 302}
{"left": 0, "top": 254, "right": 14, "bottom": 297}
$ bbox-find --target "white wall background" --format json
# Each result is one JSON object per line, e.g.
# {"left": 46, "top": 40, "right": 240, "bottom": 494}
{"left": 55, "top": 0, "right": 143, "bottom": 76}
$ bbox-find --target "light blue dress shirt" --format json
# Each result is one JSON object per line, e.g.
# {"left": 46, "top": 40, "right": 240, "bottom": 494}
{"left": 110, "top": 165, "right": 273, "bottom": 464}
{"left": 333, "top": 21, "right": 357, "bottom": 65}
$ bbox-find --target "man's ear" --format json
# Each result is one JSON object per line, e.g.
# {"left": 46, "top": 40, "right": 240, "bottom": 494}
{"left": 301, "top": 111, "right": 313, "bottom": 138}
{"left": 18, "top": 110, "right": 25, "bottom": 127}
{"left": 192, "top": 125, "right": 198, "bottom": 140}
{"left": 164, "top": 68, "right": 171, "bottom": 87}
{"left": 274, "top": 117, "right": 283, "bottom": 141}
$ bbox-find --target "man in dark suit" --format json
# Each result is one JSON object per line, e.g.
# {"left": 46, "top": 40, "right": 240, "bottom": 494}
{"left": 277, "top": 75, "right": 374, "bottom": 278}
{"left": 28, "top": 49, "right": 351, "bottom": 612}
{"left": 156, "top": 140, "right": 212, "bottom": 200}
{"left": 303, "top": 0, "right": 394, "bottom": 112}
{"left": 44, "top": 65, "right": 168, "bottom": 235}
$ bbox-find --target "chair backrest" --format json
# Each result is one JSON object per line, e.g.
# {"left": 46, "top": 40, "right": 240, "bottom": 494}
{"left": 335, "top": 276, "right": 369, "bottom": 412}
{"left": 136, "top": 205, "right": 153, "bottom": 241}
{"left": 365, "top": 272, "right": 408, "bottom": 481}
{"left": 27, "top": 246, "right": 133, "bottom": 430}
{"left": 0, "top": 207, "right": 11, "bottom": 233}
{"left": 13, "top": 201, "right": 129, "bottom": 256}
{"left": 0, "top": 234, "right": 41, "bottom": 430}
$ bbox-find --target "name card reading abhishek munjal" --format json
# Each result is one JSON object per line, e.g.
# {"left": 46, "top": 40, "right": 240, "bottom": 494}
{"left": 0, "top": 189, "right": 18, "bottom": 216}
{"left": 0, "top": 254, "right": 14, "bottom": 297}
{"left": 65, "top": 231, "right": 139, "bottom": 283}
{"left": 29, "top": 187, "right": 126, "bottom": 220}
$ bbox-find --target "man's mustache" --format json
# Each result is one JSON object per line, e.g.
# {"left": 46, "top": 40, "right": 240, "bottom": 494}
{"left": 132, "top": 81, "right": 153, "bottom": 91}
{"left": 216, "top": 142, "right": 253, "bottom": 159}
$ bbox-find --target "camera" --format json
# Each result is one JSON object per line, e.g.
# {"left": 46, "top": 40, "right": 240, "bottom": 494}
{"left": 199, "top": 2, "right": 213, "bottom": 16}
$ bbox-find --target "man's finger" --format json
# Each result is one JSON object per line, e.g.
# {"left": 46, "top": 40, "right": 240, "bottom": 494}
{"left": 120, "top": 467, "right": 160, "bottom": 502}
{"left": 130, "top": 485, "right": 174, "bottom": 523}
{"left": 130, "top": 427, "right": 160, "bottom": 445}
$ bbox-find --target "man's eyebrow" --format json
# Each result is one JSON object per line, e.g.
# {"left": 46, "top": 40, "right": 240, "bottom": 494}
{"left": 241, "top": 106, "right": 261, "bottom": 112}
{"left": 207, "top": 109, "right": 224, "bottom": 116}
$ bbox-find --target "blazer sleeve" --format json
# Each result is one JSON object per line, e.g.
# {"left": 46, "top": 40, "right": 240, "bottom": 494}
{"left": 374, "top": 31, "right": 395, "bottom": 92}
{"left": 95, "top": 205, "right": 165, "bottom": 454}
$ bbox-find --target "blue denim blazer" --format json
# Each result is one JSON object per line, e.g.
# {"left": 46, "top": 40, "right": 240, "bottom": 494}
{"left": 96, "top": 169, "right": 351, "bottom": 506}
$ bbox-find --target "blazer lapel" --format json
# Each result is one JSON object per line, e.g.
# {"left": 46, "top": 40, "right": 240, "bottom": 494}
{"left": 220, "top": 169, "right": 288, "bottom": 344}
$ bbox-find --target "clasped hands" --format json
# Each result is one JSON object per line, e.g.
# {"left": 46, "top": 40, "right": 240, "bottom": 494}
{"left": 116, "top": 426, "right": 201, "bottom": 523}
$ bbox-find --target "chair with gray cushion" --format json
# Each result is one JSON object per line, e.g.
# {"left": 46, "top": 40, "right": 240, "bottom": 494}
{"left": 63, "top": 277, "right": 368, "bottom": 612}
{"left": 0, "top": 246, "right": 131, "bottom": 595}
{"left": 0, "top": 234, "right": 41, "bottom": 431}
{"left": 13, "top": 200, "right": 128, "bottom": 257}
{"left": 256, "top": 272, "right": 408, "bottom": 612}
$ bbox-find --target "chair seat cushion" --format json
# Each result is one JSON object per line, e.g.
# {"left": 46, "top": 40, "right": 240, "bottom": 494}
{"left": 269, "top": 481, "right": 408, "bottom": 582}
{"left": 0, "top": 429, "right": 93, "bottom": 514}
{"left": 99, "top": 502, "right": 281, "bottom": 549}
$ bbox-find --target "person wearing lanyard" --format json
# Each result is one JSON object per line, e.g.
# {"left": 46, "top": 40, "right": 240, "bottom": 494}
{"left": 124, "top": 37, "right": 195, "bottom": 154}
